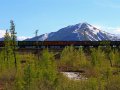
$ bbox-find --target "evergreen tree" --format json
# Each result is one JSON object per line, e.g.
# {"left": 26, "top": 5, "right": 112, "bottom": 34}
{"left": 4, "top": 29, "right": 11, "bottom": 61}
{"left": 39, "top": 49, "right": 57, "bottom": 89}
{"left": 10, "top": 20, "right": 17, "bottom": 68}
{"left": 35, "top": 30, "right": 39, "bottom": 60}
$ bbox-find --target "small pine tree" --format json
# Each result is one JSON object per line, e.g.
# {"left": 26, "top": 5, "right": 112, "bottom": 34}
{"left": 60, "top": 46, "right": 75, "bottom": 69}
{"left": 38, "top": 49, "right": 58, "bottom": 89}
{"left": 10, "top": 20, "right": 17, "bottom": 68}
{"left": 74, "top": 47, "right": 89, "bottom": 69}
{"left": 4, "top": 30, "right": 12, "bottom": 61}
{"left": 90, "top": 47, "right": 105, "bottom": 67}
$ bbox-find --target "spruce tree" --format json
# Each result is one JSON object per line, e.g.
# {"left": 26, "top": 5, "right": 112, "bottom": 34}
{"left": 4, "top": 29, "right": 11, "bottom": 61}
{"left": 10, "top": 20, "right": 17, "bottom": 68}
{"left": 35, "top": 30, "right": 39, "bottom": 60}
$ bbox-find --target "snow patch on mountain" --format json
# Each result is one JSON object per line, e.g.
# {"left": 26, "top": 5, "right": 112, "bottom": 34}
{"left": 17, "top": 36, "right": 31, "bottom": 41}
{"left": 38, "top": 33, "right": 49, "bottom": 41}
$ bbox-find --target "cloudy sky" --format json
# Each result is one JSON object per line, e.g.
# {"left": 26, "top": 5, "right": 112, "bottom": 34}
{"left": 0, "top": 30, "right": 5, "bottom": 38}
{"left": 0, "top": 0, "right": 120, "bottom": 39}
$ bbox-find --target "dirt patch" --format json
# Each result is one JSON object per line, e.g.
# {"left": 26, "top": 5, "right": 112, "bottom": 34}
{"left": 0, "top": 83, "right": 4, "bottom": 90}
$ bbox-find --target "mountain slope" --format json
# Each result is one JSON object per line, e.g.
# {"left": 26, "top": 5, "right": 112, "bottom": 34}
{"left": 0, "top": 38, "right": 4, "bottom": 41}
{"left": 25, "top": 22, "right": 120, "bottom": 41}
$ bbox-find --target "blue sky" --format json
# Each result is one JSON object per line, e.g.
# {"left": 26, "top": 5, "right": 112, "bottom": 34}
{"left": 0, "top": 0, "right": 120, "bottom": 39}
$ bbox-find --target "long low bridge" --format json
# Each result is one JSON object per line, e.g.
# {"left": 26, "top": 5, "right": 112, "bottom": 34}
{"left": 0, "top": 41, "right": 120, "bottom": 48}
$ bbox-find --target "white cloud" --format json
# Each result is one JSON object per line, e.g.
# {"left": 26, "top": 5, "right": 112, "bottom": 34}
{"left": 92, "top": 25, "right": 120, "bottom": 34}
{"left": 102, "top": 27, "right": 120, "bottom": 34}
{"left": 115, "top": 28, "right": 120, "bottom": 33}
{"left": 114, "top": 28, "right": 120, "bottom": 35}
{"left": 0, "top": 30, "right": 6, "bottom": 38}
{"left": 0, "top": 30, "right": 31, "bottom": 40}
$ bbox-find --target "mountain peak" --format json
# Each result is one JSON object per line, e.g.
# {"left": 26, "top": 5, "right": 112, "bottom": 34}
{"left": 75, "top": 22, "right": 98, "bottom": 32}
{"left": 25, "top": 22, "right": 119, "bottom": 41}
{"left": 81, "top": 22, "right": 89, "bottom": 25}
{"left": 76, "top": 22, "right": 91, "bottom": 29}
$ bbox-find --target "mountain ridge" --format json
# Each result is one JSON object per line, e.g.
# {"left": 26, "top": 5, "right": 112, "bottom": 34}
{"left": 25, "top": 22, "right": 119, "bottom": 41}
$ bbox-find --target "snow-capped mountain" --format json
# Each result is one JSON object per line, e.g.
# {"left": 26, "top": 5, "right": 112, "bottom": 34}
{"left": 26, "top": 22, "right": 119, "bottom": 41}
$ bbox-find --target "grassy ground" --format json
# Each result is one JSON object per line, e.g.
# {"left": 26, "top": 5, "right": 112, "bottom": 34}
{"left": 0, "top": 46, "right": 120, "bottom": 90}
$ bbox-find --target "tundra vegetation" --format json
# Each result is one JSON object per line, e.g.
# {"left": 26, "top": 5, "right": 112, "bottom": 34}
{"left": 0, "top": 21, "right": 120, "bottom": 90}
{"left": 0, "top": 45, "right": 120, "bottom": 90}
